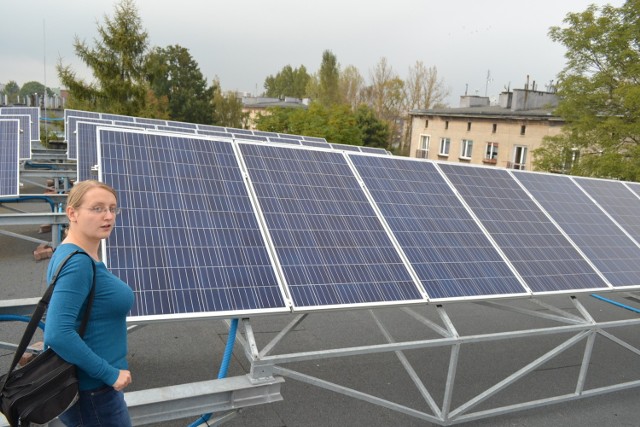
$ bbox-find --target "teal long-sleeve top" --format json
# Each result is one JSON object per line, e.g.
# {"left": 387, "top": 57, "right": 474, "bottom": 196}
{"left": 44, "top": 243, "right": 134, "bottom": 391}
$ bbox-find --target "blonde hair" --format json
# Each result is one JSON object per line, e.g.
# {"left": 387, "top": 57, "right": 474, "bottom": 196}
{"left": 66, "top": 180, "right": 118, "bottom": 209}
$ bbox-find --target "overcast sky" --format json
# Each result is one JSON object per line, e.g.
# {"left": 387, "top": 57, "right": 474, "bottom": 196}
{"left": 0, "top": 0, "right": 624, "bottom": 106}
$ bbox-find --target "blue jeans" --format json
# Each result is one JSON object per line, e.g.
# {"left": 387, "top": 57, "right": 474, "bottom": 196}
{"left": 59, "top": 385, "right": 132, "bottom": 427}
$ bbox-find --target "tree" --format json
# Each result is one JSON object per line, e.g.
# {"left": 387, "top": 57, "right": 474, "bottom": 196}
{"left": 534, "top": 2, "right": 640, "bottom": 180}
{"left": 254, "top": 103, "right": 363, "bottom": 146}
{"left": 57, "top": 0, "right": 149, "bottom": 115}
{"left": 146, "top": 45, "right": 213, "bottom": 124}
{"left": 403, "top": 61, "right": 449, "bottom": 111}
{"left": 2, "top": 81, "right": 20, "bottom": 104}
{"left": 340, "top": 65, "right": 365, "bottom": 110}
{"left": 317, "top": 50, "right": 342, "bottom": 107}
{"left": 354, "top": 105, "right": 390, "bottom": 149}
{"left": 211, "top": 78, "right": 248, "bottom": 128}
{"left": 264, "top": 65, "right": 310, "bottom": 99}
{"left": 19, "top": 81, "right": 54, "bottom": 99}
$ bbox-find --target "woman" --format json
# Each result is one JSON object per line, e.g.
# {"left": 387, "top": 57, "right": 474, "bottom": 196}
{"left": 44, "top": 180, "right": 134, "bottom": 427}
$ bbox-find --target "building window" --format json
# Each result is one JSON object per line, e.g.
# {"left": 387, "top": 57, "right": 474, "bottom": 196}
{"left": 492, "top": 123, "right": 497, "bottom": 133}
{"left": 460, "top": 139, "right": 473, "bottom": 159}
{"left": 416, "top": 134, "right": 430, "bottom": 158}
{"left": 520, "top": 125, "right": 526, "bottom": 135}
{"left": 509, "top": 146, "right": 528, "bottom": 170}
{"left": 425, "top": 119, "right": 429, "bottom": 128}
{"left": 439, "top": 138, "right": 450, "bottom": 156}
{"left": 484, "top": 142, "right": 498, "bottom": 164}
{"left": 467, "top": 122, "right": 472, "bottom": 131}
{"left": 445, "top": 121, "right": 449, "bottom": 130}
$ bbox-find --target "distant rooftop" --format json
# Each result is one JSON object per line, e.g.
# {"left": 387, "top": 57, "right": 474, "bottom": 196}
{"left": 412, "top": 88, "right": 560, "bottom": 120}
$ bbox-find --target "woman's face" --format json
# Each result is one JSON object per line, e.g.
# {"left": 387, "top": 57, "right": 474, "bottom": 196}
{"left": 67, "top": 187, "right": 118, "bottom": 241}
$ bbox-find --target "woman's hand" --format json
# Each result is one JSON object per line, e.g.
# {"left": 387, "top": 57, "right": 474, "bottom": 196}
{"left": 112, "top": 369, "right": 132, "bottom": 391}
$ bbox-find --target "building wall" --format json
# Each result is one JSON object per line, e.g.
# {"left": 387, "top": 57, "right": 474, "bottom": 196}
{"left": 409, "top": 114, "right": 563, "bottom": 170}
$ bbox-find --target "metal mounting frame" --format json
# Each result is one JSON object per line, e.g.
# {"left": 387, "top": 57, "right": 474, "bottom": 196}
{"left": 238, "top": 294, "right": 640, "bottom": 425}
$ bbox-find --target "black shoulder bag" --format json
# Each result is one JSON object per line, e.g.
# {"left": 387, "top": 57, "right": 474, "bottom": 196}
{"left": 0, "top": 250, "right": 96, "bottom": 427}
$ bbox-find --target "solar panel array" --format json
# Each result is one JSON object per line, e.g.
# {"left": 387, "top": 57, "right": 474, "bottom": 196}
{"left": 0, "top": 107, "right": 39, "bottom": 142}
{"left": 0, "top": 120, "right": 20, "bottom": 197}
{"left": 64, "top": 109, "right": 331, "bottom": 161}
{"left": 513, "top": 171, "right": 640, "bottom": 287}
{"left": 65, "top": 109, "right": 389, "bottom": 183}
{"left": 55, "top": 110, "right": 639, "bottom": 321}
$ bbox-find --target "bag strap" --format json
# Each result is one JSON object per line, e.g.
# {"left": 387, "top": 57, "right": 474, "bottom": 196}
{"left": 1, "top": 250, "right": 97, "bottom": 391}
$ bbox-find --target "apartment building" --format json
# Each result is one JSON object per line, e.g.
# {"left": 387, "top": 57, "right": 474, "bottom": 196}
{"left": 408, "top": 89, "right": 563, "bottom": 170}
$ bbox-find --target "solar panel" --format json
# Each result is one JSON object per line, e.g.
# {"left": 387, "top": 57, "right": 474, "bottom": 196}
{"left": 438, "top": 164, "right": 609, "bottom": 293}
{"left": 0, "top": 115, "right": 31, "bottom": 159}
{"left": 0, "top": 120, "right": 20, "bottom": 197}
{"left": 573, "top": 178, "right": 640, "bottom": 242}
{"left": 330, "top": 143, "right": 361, "bottom": 152}
{"left": 67, "top": 117, "right": 111, "bottom": 160}
{"left": 97, "top": 128, "right": 289, "bottom": 320}
{"left": 302, "top": 136, "right": 327, "bottom": 143}
{"left": 76, "top": 121, "right": 156, "bottom": 181}
{"left": 102, "top": 113, "right": 134, "bottom": 122}
{"left": 199, "top": 130, "right": 233, "bottom": 139}
{"left": 350, "top": 156, "right": 527, "bottom": 300}
{"left": 239, "top": 143, "right": 424, "bottom": 309}
{"left": 233, "top": 134, "right": 267, "bottom": 142}
{"left": 267, "top": 137, "right": 301, "bottom": 145}
{"left": 300, "top": 140, "right": 331, "bottom": 149}
{"left": 513, "top": 171, "right": 640, "bottom": 288}
{"left": 157, "top": 125, "right": 197, "bottom": 134}
{"left": 359, "top": 146, "right": 389, "bottom": 155}
{"left": 0, "top": 107, "right": 39, "bottom": 141}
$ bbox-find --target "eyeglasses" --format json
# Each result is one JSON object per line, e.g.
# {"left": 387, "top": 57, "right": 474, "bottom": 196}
{"left": 79, "top": 206, "right": 122, "bottom": 215}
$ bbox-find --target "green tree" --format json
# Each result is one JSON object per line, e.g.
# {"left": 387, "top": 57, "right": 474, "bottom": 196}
{"left": 354, "top": 104, "right": 390, "bottom": 149}
{"left": 2, "top": 81, "right": 20, "bottom": 104}
{"left": 146, "top": 45, "right": 213, "bottom": 124}
{"left": 264, "top": 65, "right": 310, "bottom": 98}
{"left": 19, "top": 81, "right": 54, "bottom": 99}
{"left": 317, "top": 50, "right": 342, "bottom": 107}
{"left": 255, "top": 103, "right": 363, "bottom": 146}
{"left": 211, "top": 78, "right": 248, "bottom": 128}
{"left": 57, "top": 0, "right": 149, "bottom": 115}
{"left": 534, "top": 1, "right": 640, "bottom": 180}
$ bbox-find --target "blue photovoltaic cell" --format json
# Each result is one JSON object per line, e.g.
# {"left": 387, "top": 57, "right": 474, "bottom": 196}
{"left": 330, "top": 143, "right": 361, "bottom": 152}
{"left": 0, "top": 115, "right": 31, "bottom": 159}
{"left": 267, "top": 137, "right": 301, "bottom": 145}
{"left": 513, "top": 171, "right": 640, "bottom": 288}
{"left": 199, "top": 130, "right": 233, "bottom": 139}
{"left": 157, "top": 126, "right": 197, "bottom": 134}
{"left": 0, "top": 120, "right": 19, "bottom": 197}
{"left": 239, "top": 143, "right": 424, "bottom": 308}
{"left": 439, "top": 164, "right": 608, "bottom": 293}
{"left": 166, "top": 120, "right": 196, "bottom": 129}
{"left": 254, "top": 130, "right": 280, "bottom": 138}
{"left": 1, "top": 107, "right": 39, "bottom": 141}
{"left": 303, "top": 136, "right": 327, "bottom": 143}
{"left": 232, "top": 134, "right": 267, "bottom": 142}
{"left": 198, "top": 124, "right": 226, "bottom": 132}
{"left": 359, "top": 146, "right": 388, "bottom": 155}
{"left": 67, "top": 117, "right": 111, "bottom": 160}
{"left": 279, "top": 133, "right": 303, "bottom": 140}
{"left": 300, "top": 140, "right": 331, "bottom": 149}
{"left": 102, "top": 113, "right": 134, "bottom": 122}
{"left": 351, "top": 156, "right": 526, "bottom": 300}
{"left": 574, "top": 178, "right": 640, "bottom": 242}
{"left": 76, "top": 121, "right": 151, "bottom": 181}
{"left": 97, "top": 129, "right": 288, "bottom": 319}
{"left": 231, "top": 128, "right": 252, "bottom": 135}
